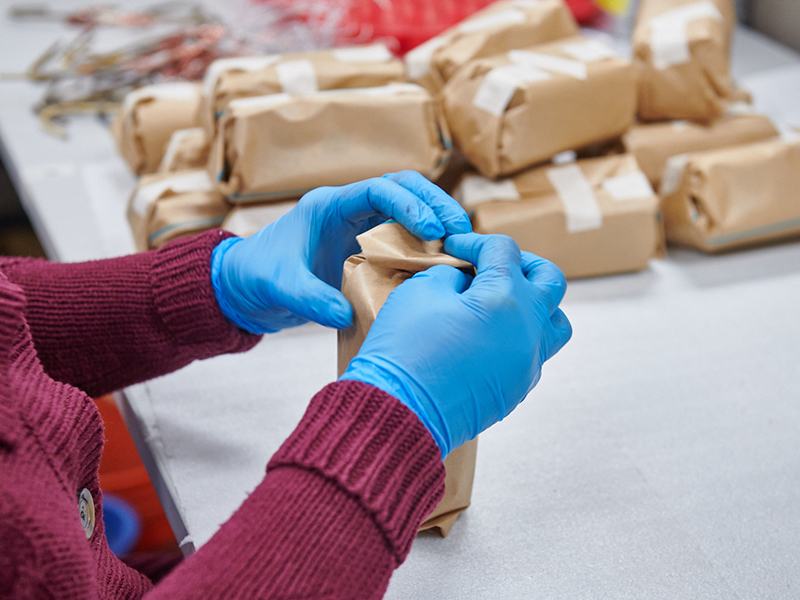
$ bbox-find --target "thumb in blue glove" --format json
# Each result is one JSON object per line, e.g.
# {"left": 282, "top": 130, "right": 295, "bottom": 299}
{"left": 341, "top": 233, "right": 572, "bottom": 457}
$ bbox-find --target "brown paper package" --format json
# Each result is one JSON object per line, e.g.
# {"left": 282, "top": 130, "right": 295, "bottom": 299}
{"left": 662, "top": 138, "right": 800, "bottom": 252}
{"left": 338, "top": 223, "right": 478, "bottom": 536}
{"left": 633, "top": 0, "right": 737, "bottom": 122}
{"left": 211, "top": 83, "right": 451, "bottom": 203}
{"left": 200, "top": 44, "right": 405, "bottom": 135}
{"left": 221, "top": 201, "right": 297, "bottom": 238}
{"left": 623, "top": 113, "right": 778, "bottom": 188}
{"left": 461, "top": 154, "right": 662, "bottom": 278}
{"left": 158, "top": 128, "right": 211, "bottom": 174}
{"left": 112, "top": 83, "right": 203, "bottom": 175}
{"left": 404, "top": 0, "right": 578, "bottom": 92}
{"left": 443, "top": 35, "right": 636, "bottom": 178}
{"left": 127, "top": 170, "right": 230, "bottom": 251}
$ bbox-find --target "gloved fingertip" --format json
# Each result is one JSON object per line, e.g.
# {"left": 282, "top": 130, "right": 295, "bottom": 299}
{"left": 332, "top": 300, "right": 354, "bottom": 329}
{"left": 420, "top": 219, "right": 446, "bottom": 240}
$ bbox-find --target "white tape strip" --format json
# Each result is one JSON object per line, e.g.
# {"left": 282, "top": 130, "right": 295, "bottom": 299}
{"left": 123, "top": 82, "right": 198, "bottom": 114}
{"left": 560, "top": 39, "right": 617, "bottom": 62}
{"left": 158, "top": 127, "right": 205, "bottom": 172}
{"left": 659, "top": 154, "right": 690, "bottom": 197}
{"left": 223, "top": 202, "right": 296, "bottom": 237}
{"left": 332, "top": 43, "right": 393, "bottom": 63}
{"left": 546, "top": 164, "right": 603, "bottom": 232}
{"left": 459, "top": 8, "right": 526, "bottom": 33}
{"left": 276, "top": 59, "right": 318, "bottom": 95}
{"left": 404, "top": 36, "right": 448, "bottom": 80}
{"left": 509, "top": 50, "right": 588, "bottom": 80}
{"left": 602, "top": 171, "right": 654, "bottom": 201}
{"left": 648, "top": 1, "right": 723, "bottom": 69}
{"left": 457, "top": 174, "right": 520, "bottom": 208}
{"left": 473, "top": 64, "right": 551, "bottom": 116}
{"left": 671, "top": 120, "right": 691, "bottom": 131}
{"left": 202, "top": 55, "right": 278, "bottom": 97}
{"left": 132, "top": 171, "right": 213, "bottom": 217}
{"left": 724, "top": 101, "right": 756, "bottom": 117}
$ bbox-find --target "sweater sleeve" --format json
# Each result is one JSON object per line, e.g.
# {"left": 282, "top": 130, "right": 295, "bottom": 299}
{"left": 0, "top": 230, "right": 259, "bottom": 397}
{"left": 146, "top": 380, "right": 446, "bottom": 600}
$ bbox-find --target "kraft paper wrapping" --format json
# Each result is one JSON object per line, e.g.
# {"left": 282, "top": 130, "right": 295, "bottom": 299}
{"left": 221, "top": 201, "right": 297, "bottom": 238}
{"left": 404, "top": 0, "right": 577, "bottom": 92}
{"left": 661, "top": 138, "right": 800, "bottom": 252}
{"left": 633, "top": 0, "right": 737, "bottom": 122}
{"left": 158, "top": 128, "right": 211, "bottom": 174}
{"left": 211, "top": 83, "right": 451, "bottom": 203}
{"left": 461, "top": 154, "right": 662, "bottom": 278}
{"left": 127, "top": 170, "right": 230, "bottom": 251}
{"left": 112, "top": 83, "right": 203, "bottom": 175}
{"left": 443, "top": 36, "right": 636, "bottom": 178}
{"left": 200, "top": 44, "right": 404, "bottom": 135}
{"left": 623, "top": 113, "right": 778, "bottom": 188}
{"left": 338, "top": 223, "right": 478, "bottom": 536}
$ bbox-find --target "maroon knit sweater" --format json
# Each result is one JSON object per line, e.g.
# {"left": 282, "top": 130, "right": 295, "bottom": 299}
{"left": 0, "top": 229, "right": 445, "bottom": 599}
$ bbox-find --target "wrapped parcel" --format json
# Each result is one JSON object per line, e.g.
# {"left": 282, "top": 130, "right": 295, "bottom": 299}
{"left": 662, "top": 138, "right": 800, "bottom": 252}
{"left": 211, "top": 83, "right": 450, "bottom": 203}
{"left": 405, "top": 0, "right": 578, "bottom": 92}
{"left": 221, "top": 202, "right": 297, "bottom": 238}
{"left": 461, "top": 154, "right": 661, "bottom": 278}
{"left": 113, "top": 83, "right": 202, "bottom": 175}
{"left": 443, "top": 36, "right": 636, "bottom": 178}
{"left": 623, "top": 112, "right": 778, "bottom": 188}
{"left": 633, "top": 0, "right": 737, "bottom": 122}
{"left": 200, "top": 44, "right": 404, "bottom": 134}
{"left": 339, "top": 223, "right": 477, "bottom": 536}
{"left": 127, "top": 170, "right": 229, "bottom": 251}
{"left": 158, "top": 128, "right": 210, "bottom": 174}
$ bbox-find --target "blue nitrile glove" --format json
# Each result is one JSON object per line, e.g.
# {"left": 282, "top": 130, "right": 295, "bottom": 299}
{"left": 341, "top": 233, "right": 572, "bottom": 457}
{"left": 211, "top": 171, "right": 472, "bottom": 334}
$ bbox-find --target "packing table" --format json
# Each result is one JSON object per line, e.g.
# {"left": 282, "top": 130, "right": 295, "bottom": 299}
{"left": 2, "top": 4, "right": 800, "bottom": 597}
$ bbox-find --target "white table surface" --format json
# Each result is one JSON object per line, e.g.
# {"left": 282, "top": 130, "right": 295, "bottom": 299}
{"left": 2, "top": 5, "right": 800, "bottom": 598}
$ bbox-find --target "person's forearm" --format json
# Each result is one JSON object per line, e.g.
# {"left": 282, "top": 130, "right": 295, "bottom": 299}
{"left": 0, "top": 230, "right": 258, "bottom": 396}
{"left": 146, "top": 381, "right": 445, "bottom": 600}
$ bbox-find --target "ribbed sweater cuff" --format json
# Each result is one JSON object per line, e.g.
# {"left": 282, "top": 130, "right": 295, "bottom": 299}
{"left": 150, "top": 229, "right": 260, "bottom": 353}
{"left": 268, "top": 380, "right": 445, "bottom": 562}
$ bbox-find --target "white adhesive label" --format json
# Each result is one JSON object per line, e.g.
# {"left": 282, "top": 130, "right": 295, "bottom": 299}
{"left": 648, "top": 1, "right": 723, "bottom": 69}
{"left": 457, "top": 174, "right": 520, "bottom": 208}
{"left": 509, "top": 50, "right": 588, "bottom": 80}
{"left": 224, "top": 202, "right": 295, "bottom": 237}
{"left": 202, "top": 55, "right": 278, "bottom": 97}
{"left": 158, "top": 127, "right": 204, "bottom": 172}
{"left": 546, "top": 164, "right": 603, "bottom": 232}
{"left": 473, "top": 64, "right": 551, "bottom": 116}
{"left": 602, "top": 171, "right": 654, "bottom": 201}
{"left": 560, "top": 39, "right": 617, "bottom": 62}
{"left": 132, "top": 171, "right": 213, "bottom": 217}
{"left": 659, "top": 154, "right": 690, "bottom": 197}
{"left": 459, "top": 9, "right": 526, "bottom": 33}
{"left": 404, "top": 36, "right": 448, "bottom": 80}
{"left": 123, "top": 82, "right": 198, "bottom": 115}
{"left": 333, "top": 43, "right": 393, "bottom": 63}
{"left": 276, "top": 59, "right": 318, "bottom": 95}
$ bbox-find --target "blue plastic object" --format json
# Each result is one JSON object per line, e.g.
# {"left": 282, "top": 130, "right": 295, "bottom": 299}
{"left": 342, "top": 233, "right": 572, "bottom": 457}
{"left": 103, "top": 494, "right": 141, "bottom": 556}
{"left": 211, "top": 171, "right": 472, "bottom": 334}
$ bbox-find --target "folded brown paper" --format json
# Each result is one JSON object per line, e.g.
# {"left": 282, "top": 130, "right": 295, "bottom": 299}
{"left": 221, "top": 201, "right": 297, "bottom": 238}
{"left": 443, "top": 36, "right": 636, "bottom": 178}
{"left": 662, "top": 138, "right": 800, "bottom": 252}
{"left": 404, "top": 0, "right": 577, "bottom": 92}
{"left": 211, "top": 83, "right": 451, "bottom": 203}
{"left": 633, "top": 0, "right": 737, "bottom": 122}
{"left": 158, "top": 128, "right": 211, "bottom": 174}
{"left": 338, "top": 223, "right": 477, "bottom": 536}
{"left": 623, "top": 112, "right": 778, "bottom": 188}
{"left": 112, "top": 83, "right": 203, "bottom": 175}
{"left": 200, "top": 44, "right": 404, "bottom": 135}
{"left": 460, "top": 154, "right": 662, "bottom": 278}
{"left": 127, "top": 170, "right": 230, "bottom": 251}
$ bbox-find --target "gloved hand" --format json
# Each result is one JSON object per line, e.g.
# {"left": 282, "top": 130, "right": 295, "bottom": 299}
{"left": 211, "top": 171, "right": 472, "bottom": 334}
{"left": 341, "top": 233, "right": 572, "bottom": 457}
